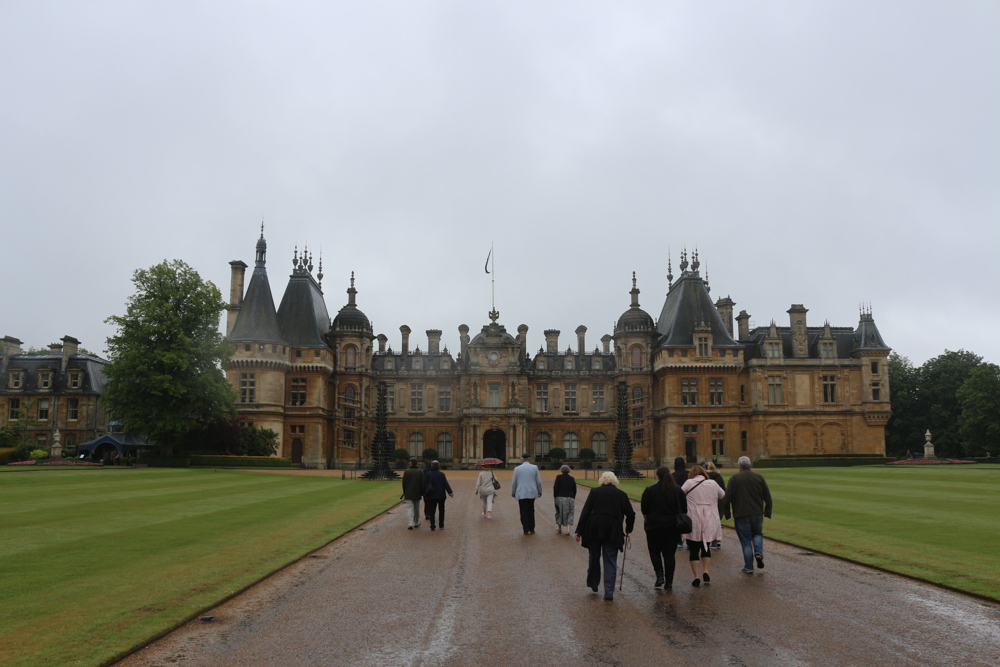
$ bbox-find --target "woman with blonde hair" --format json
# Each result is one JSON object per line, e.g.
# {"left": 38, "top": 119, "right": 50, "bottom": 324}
{"left": 681, "top": 465, "right": 724, "bottom": 586}
{"left": 575, "top": 471, "right": 636, "bottom": 601}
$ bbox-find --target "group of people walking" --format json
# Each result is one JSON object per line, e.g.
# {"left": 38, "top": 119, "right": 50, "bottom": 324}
{"left": 400, "top": 452, "right": 772, "bottom": 601}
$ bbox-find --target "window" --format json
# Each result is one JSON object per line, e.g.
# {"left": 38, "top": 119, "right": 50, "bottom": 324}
{"left": 343, "top": 386, "right": 356, "bottom": 420}
{"left": 488, "top": 383, "right": 501, "bottom": 408}
{"left": 385, "top": 356, "right": 394, "bottom": 370}
{"left": 740, "top": 384, "right": 746, "bottom": 403}
{"left": 410, "top": 384, "right": 423, "bottom": 412}
{"left": 632, "top": 386, "right": 644, "bottom": 425}
{"left": 591, "top": 433, "right": 607, "bottom": 459}
{"left": 668, "top": 349, "right": 674, "bottom": 358}
{"left": 871, "top": 361, "right": 879, "bottom": 374}
{"left": 344, "top": 345, "right": 357, "bottom": 369}
{"left": 564, "top": 384, "right": 577, "bottom": 412}
{"left": 386, "top": 385, "right": 395, "bottom": 412}
{"left": 709, "top": 378, "right": 724, "bottom": 405}
{"left": 767, "top": 376, "right": 783, "bottom": 404}
{"left": 591, "top": 383, "right": 605, "bottom": 412}
{"left": 441, "top": 357, "right": 451, "bottom": 370}
{"left": 821, "top": 342, "right": 836, "bottom": 358}
{"left": 681, "top": 378, "right": 697, "bottom": 406}
{"left": 68, "top": 398, "right": 79, "bottom": 421}
{"left": 65, "top": 434, "right": 76, "bottom": 448}
{"left": 681, "top": 349, "right": 688, "bottom": 358}
{"left": 822, "top": 375, "right": 837, "bottom": 403}
{"left": 733, "top": 350, "right": 739, "bottom": 359}
{"left": 290, "top": 425, "right": 305, "bottom": 437}
{"left": 38, "top": 399, "right": 50, "bottom": 420}
{"left": 296, "top": 350, "right": 302, "bottom": 358}
{"left": 272, "top": 345, "right": 277, "bottom": 353}
{"left": 767, "top": 342, "right": 781, "bottom": 358}
{"left": 40, "top": 372, "right": 52, "bottom": 389}
{"left": 741, "top": 430, "right": 748, "bottom": 453}
{"left": 8, "top": 371, "right": 22, "bottom": 389}
{"left": 592, "top": 356, "right": 602, "bottom": 370}
{"left": 407, "top": 432, "right": 424, "bottom": 457}
{"left": 630, "top": 346, "right": 642, "bottom": 368}
{"left": 683, "top": 424, "right": 698, "bottom": 442}
{"left": 69, "top": 372, "right": 81, "bottom": 389}
{"left": 563, "top": 433, "right": 579, "bottom": 458}
{"left": 633, "top": 429, "right": 644, "bottom": 446}
{"left": 240, "top": 373, "right": 256, "bottom": 403}
{"left": 565, "top": 357, "right": 574, "bottom": 370}
{"left": 534, "top": 432, "right": 551, "bottom": 457}
{"left": 343, "top": 429, "right": 354, "bottom": 447}
{"left": 872, "top": 382, "right": 882, "bottom": 401}
{"left": 7, "top": 397, "right": 20, "bottom": 420}
{"left": 386, "top": 432, "right": 396, "bottom": 453}
{"left": 437, "top": 433, "right": 453, "bottom": 459}
{"left": 697, "top": 336, "right": 709, "bottom": 357}
{"left": 536, "top": 384, "right": 549, "bottom": 412}
{"left": 290, "top": 378, "right": 307, "bottom": 406}
{"left": 413, "top": 357, "right": 422, "bottom": 370}
{"left": 314, "top": 350, "right": 320, "bottom": 357}
{"left": 244, "top": 344, "right": 251, "bottom": 352}
{"left": 711, "top": 424, "right": 725, "bottom": 456}
{"left": 438, "top": 385, "right": 452, "bottom": 412}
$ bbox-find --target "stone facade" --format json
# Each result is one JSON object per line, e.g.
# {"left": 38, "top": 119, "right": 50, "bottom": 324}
{"left": 226, "top": 236, "right": 892, "bottom": 469}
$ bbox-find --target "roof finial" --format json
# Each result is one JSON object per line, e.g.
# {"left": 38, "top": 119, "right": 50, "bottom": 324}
{"left": 629, "top": 272, "right": 640, "bottom": 308}
{"left": 293, "top": 244, "right": 298, "bottom": 269}
{"left": 680, "top": 247, "right": 689, "bottom": 272}
{"left": 260, "top": 219, "right": 264, "bottom": 238}
{"left": 347, "top": 271, "right": 357, "bottom": 307}
{"left": 667, "top": 251, "right": 673, "bottom": 287}
{"left": 692, "top": 247, "right": 700, "bottom": 272}
{"left": 317, "top": 249, "right": 324, "bottom": 287}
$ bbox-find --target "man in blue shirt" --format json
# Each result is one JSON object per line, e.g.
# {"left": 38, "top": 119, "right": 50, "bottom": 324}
{"left": 511, "top": 453, "right": 543, "bottom": 534}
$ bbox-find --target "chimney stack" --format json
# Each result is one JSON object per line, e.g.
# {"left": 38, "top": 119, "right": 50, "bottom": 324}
{"left": 227, "top": 260, "right": 248, "bottom": 336}
{"left": 575, "top": 326, "right": 587, "bottom": 356}
{"left": 736, "top": 310, "right": 751, "bottom": 341}
{"left": 377, "top": 334, "right": 387, "bottom": 353}
{"left": 601, "top": 334, "right": 612, "bottom": 354}
{"left": 788, "top": 304, "right": 809, "bottom": 358}
{"left": 2, "top": 336, "right": 22, "bottom": 371}
{"left": 544, "top": 329, "right": 560, "bottom": 354}
{"left": 517, "top": 324, "right": 528, "bottom": 361}
{"left": 715, "top": 296, "right": 735, "bottom": 337}
{"left": 459, "top": 325, "right": 470, "bottom": 360}
{"left": 400, "top": 325, "right": 411, "bottom": 357}
{"left": 426, "top": 329, "right": 442, "bottom": 354}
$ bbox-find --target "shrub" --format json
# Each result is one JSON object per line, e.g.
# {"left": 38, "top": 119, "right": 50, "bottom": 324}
{"left": 422, "top": 448, "right": 439, "bottom": 461}
{"left": 578, "top": 448, "right": 596, "bottom": 461}
{"left": 189, "top": 455, "right": 292, "bottom": 468}
{"left": 30, "top": 449, "right": 50, "bottom": 461}
{"left": 394, "top": 448, "right": 411, "bottom": 462}
{"left": 0, "top": 447, "right": 14, "bottom": 465}
{"left": 549, "top": 447, "right": 567, "bottom": 461}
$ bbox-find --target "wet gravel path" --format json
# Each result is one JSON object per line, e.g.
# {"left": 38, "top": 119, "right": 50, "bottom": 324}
{"left": 117, "top": 474, "right": 1000, "bottom": 666}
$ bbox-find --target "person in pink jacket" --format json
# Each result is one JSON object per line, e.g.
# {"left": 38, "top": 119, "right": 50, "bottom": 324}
{"left": 681, "top": 465, "right": 725, "bottom": 587}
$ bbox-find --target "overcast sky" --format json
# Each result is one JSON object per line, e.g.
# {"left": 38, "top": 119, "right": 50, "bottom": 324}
{"left": 2, "top": 1, "right": 997, "bottom": 366}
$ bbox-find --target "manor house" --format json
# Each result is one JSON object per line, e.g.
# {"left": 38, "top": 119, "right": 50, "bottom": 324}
{"left": 225, "top": 231, "right": 891, "bottom": 469}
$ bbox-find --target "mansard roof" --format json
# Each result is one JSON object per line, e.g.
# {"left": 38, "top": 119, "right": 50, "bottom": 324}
{"left": 277, "top": 270, "right": 331, "bottom": 347}
{"left": 853, "top": 312, "right": 890, "bottom": 353}
{"left": 743, "top": 326, "right": 857, "bottom": 360}
{"left": 0, "top": 353, "right": 107, "bottom": 394}
{"left": 656, "top": 269, "right": 739, "bottom": 348}
{"left": 229, "top": 233, "right": 287, "bottom": 344}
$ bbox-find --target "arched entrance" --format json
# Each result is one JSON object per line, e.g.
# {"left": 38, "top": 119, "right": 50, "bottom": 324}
{"left": 291, "top": 439, "right": 303, "bottom": 464}
{"left": 483, "top": 429, "right": 506, "bottom": 464}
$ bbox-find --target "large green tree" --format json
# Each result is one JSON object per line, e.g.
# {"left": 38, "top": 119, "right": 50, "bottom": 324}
{"left": 917, "top": 349, "right": 982, "bottom": 457}
{"left": 885, "top": 353, "right": 920, "bottom": 456}
{"left": 102, "top": 260, "right": 235, "bottom": 456}
{"left": 957, "top": 363, "right": 1000, "bottom": 457}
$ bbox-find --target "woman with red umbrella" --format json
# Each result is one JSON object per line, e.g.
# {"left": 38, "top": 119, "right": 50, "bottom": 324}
{"left": 474, "top": 458, "right": 502, "bottom": 518}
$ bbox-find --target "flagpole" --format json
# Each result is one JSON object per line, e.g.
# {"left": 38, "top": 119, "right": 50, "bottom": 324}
{"left": 491, "top": 241, "right": 495, "bottom": 313}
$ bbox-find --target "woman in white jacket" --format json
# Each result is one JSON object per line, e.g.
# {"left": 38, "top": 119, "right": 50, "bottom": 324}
{"left": 681, "top": 465, "right": 725, "bottom": 587}
{"left": 474, "top": 465, "right": 499, "bottom": 518}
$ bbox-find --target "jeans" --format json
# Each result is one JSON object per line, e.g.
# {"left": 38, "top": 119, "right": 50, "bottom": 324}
{"left": 734, "top": 515, "right": 764, "bottom": 571}
{"left": 588, "top": 542, "right": 619, "bottom": 598}
{"left": 405, "top": 499, "right": 421, "bottom": 527}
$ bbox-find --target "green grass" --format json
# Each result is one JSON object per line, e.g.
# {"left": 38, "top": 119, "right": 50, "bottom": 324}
{"left": 0, "top": 468, "right": 402, "bottom": 667}
{"left": 584, "top": 465, "right": 1000, "bottom": 601}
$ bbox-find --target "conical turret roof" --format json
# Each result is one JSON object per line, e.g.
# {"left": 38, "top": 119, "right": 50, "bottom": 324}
{"left": 229, "top": 230, "right": 287, "bottom": 344}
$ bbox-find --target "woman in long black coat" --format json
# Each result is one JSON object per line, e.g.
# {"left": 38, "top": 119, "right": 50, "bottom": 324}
{"left": 640, "top": 466, "right": 688, "bottom": 589}
{"left": 575, "top": 471, "right": 635, "bottom": 601}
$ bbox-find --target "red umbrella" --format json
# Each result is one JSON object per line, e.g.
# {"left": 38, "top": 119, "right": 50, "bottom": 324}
{"left": 475, "top": 458, "right": 503, "bottom": 467}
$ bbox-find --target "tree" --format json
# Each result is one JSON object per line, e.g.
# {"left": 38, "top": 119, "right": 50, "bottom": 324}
{"left": 917, "top": 349, "right": 982, "bottom": 457}
{"left": 102, "top": 260, "right": 235, "bottom": 456}
{"left": 885, "top": 353, "right": 920, "bottom": 456}
{"left": 957, "top": 363, "right": 1000, "bottom": 457}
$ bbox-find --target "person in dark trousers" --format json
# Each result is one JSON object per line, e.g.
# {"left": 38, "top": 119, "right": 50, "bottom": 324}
{"left": 552, "top": 465, "right": 577, "bottom": 534}
{"left": 722, "top": 456, "right": 773, "bottom": 574}
{"left": 640, "top": 466, "right": 687, "bottom": 588}
{"left": 576, "top": 471, "right": 636, "bottom": 601}
{"left": 672, "top": 456, "right": 688, "bottom": 547}
{"left": 705, "top": 461, "right": 726, "bottom": 549}
{"left": 422, "top": 460, "right": 454, "bottom": 531}
{"left": 400, "top": 457, "right": 424, "bottom": 529}
{"left": 511, "top": 453, "right": 543, "bottom": 534}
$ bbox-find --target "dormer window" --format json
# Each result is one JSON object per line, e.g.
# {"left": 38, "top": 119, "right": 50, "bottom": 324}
{"left": 441, "top": 358, "right": 450, "bottom": 370}
{"left": 385, "top": 357, "right": 394, "bottom": 370}
{"left": 537, "top": 357, "right": 546, "bottom": 370}
{"left": 565, "top": 358, "right": 574, "bottom": 370}
{"left": 592, "top": 356, "right": 601, "bottom": 370}
{"left": 821, "top": 342, "right": 836, "bottom": 358}
{"left": 9, "top": 371, "right": 22, "bottom": 389}
{"left": 766, "top": 342, "right": 782, "bottom": 358}
{"left": 413, "top": 357, "right": 422, "bottom": 370}
{"left": 69, "top": 372, "right": 81, "bottom": 389}
{"left": 40, "top": 372, "right": 52, "bottom": 389}
{"left": 696, "top": 336, "right": 710, "bottom": 358}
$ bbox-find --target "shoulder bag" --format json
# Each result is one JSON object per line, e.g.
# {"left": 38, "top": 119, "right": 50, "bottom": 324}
{"left": 491, "top": 471, "right": 501, "bottom": 490}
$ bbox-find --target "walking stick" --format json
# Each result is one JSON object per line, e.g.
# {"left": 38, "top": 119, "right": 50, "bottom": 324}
{"left": 619, "top": 534, "right": 631, "bottom": 591}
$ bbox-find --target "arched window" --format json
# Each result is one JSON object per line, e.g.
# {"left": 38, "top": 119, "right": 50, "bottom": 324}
{"left": 565, "top": 357, "right": 574, "bottom": 370}
{"left": 591, "top": 433, "right": 607, "bottom": 459}
{"left": 534, "top": 432, "right": 551, "bottom": 457}
{"left": 632, "top": 385, "right": 643, "bottom": 400}
{"left": 563, "top": 433, "right": 579, "bottom": 459}
{"left": 344, "top": 345, "right": 357, "bottom": 369}
{"left": 630, "top": 345, "right": 642, "bottom": 369}
{"left": 345, "top": 386, "right": 356, "bottom": 400}
{"left": 407, "top": 432, "right": 424, "bottom": 457}
{"left": 436, "top": 433, "right": 453, "bottom": 460}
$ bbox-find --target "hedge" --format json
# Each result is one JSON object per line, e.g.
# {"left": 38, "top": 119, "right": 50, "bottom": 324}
{"left": 756, "top": 456, "right": 892, "bottom": 468}
{"left": 189, "top": 455, "right": 292, "bottom": 468}
{"left": 139, "top": 457, "right": 192, "bottom": 468}
{"left": 0, "top": 448, "right": 13, "bottom": 466}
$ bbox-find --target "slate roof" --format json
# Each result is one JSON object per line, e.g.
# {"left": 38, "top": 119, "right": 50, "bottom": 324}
{"left": 853, "top": 313, "right": 890, "bottom": 352}
{"left": 656, "top": 270, "right": 740, "bottom": 348}
{"left": 0, "top": 353, "right": 107, "bottom": 394}
{"left": 229, "top": 234, "right": 287, "bottom": 344}
{"left": 277, "top": 272, "right": 331, "bottom": 347}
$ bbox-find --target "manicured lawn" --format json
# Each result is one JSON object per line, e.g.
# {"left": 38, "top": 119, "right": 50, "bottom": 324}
{"left": 0, "top": 468, "right": 402, "bottom": 667}
{"left": 584, "top": 465, "right": 1000, "bottom": 601}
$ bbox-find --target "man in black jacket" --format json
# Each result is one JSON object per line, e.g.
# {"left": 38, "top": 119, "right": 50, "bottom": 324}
{"left": 723, "top": 456, "right": 773, "bottom": 574}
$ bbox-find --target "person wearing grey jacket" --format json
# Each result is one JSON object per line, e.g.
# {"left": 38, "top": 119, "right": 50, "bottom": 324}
{"left": 511, "top": 453, "right": 543, "bottom": 534}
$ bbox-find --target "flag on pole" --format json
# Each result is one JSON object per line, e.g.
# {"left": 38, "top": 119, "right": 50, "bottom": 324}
{"left": 485, "top": 246, "right": 492, "bottom": 274}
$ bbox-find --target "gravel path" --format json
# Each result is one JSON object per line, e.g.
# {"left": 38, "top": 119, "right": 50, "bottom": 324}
{"left": 117, "top": 473, "right": 1000, "bottom": 666}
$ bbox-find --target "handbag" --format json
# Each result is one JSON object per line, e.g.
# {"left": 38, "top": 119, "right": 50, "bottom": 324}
{"left": 491, "top": 471, "right": 501, "bottom": 490}
{"left": 676, "top": 479, "right": 706, "bottom": 533}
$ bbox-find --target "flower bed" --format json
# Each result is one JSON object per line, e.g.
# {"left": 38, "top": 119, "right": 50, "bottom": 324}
{"left": 43, "top": 460, "right": 102, "bottom": 466}
{"left": 886, "top": 458, "right": 977, "bottom": 465}
{"left": 7, "top": 460, "right": 37, "bottom": 465}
